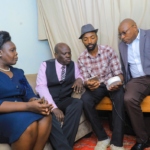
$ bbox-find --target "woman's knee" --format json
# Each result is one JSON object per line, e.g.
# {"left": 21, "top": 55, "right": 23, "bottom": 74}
{"left": 46, "top": 114, "right": 52, "bottom": 124}
{"left": 24, "top": 121, "right": 38, "bottom": 138}
{"left": 39, "top": 114, "right": 52, "bottom": 126}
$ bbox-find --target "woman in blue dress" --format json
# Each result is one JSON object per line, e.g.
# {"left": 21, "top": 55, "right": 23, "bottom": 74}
{"left": 0, "top": 31, "right": 53, "bottom": 150}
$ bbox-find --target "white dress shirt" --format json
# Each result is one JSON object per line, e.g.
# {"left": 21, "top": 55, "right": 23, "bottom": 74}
{"left": 127, "top": 29, "right": 146, "bottom": 78}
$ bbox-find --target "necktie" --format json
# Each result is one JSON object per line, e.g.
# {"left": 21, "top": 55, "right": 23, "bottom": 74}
{"left": 60, "top": 65, "right": 66, "bottom": 83}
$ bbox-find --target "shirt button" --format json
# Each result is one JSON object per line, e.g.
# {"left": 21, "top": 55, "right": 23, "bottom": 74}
{"left": 16, "top": 86, "right": 19, "bottom": 89}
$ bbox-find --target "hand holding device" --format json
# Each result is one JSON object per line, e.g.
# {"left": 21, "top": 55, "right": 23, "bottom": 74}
{"left": 86, "top": 76, "right": 100, "bottom": 91}
{"left": 107, "top": 76, "right": 122, "bottom": 91}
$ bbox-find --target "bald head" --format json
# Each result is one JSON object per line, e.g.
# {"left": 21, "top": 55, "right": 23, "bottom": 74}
{"left": 118, "top": 18, "right": 138, "bottom": 44}
{"left": 54, "top": 43, "right": 71, "bottom": 65}
{"left": 119, "top": 18, "right": 136, "bottom": 28}
{"left": 54, "top": 43, "right": 70, "bottom": 54}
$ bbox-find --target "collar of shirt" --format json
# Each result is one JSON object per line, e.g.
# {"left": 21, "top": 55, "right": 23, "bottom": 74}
{"left": 126, "top": 29, "right": 140, "bottom": 47}
{"left": 85, "top": 44, "right": 101, "bottom": 58}
{"left": 55, "top": 59, "right": 66, "bottom": 70}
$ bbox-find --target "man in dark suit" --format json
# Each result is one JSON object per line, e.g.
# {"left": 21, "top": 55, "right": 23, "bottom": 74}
{"left": 119, "top": 18, "right": 150, "bottom": 150}
{"left": 36, "top": 43, "right": 83, "bottom": 150}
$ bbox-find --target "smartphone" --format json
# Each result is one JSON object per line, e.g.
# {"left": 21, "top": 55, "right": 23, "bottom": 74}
{"left": 42, "top": 96, "right": 45, "bottom": 104}
{"left": 88, "top": 76, "right": 99, "bottom": 81}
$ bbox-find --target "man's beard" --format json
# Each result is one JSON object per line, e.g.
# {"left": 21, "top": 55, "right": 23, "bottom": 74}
{"left": 85, "top": 42, "right": 97, "bottom": 51}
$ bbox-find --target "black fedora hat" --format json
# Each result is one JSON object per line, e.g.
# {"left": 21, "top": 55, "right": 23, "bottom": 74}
{"left": 79, "top": 24, "right": 98, "bottom": 39}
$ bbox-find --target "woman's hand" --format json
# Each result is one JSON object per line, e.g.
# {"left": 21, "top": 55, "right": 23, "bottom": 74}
{"left": 28, "top": 97, "right": 38, "bottom": 102}
{"left": 27, "top": 99, "right": 53, "bottom": 115}
{"left": 44, "top": 100, "right": 54, "bottom": 112}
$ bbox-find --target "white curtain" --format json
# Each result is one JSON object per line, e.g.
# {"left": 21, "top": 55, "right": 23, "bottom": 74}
{"left": 37, "top": 0, "right": 150, "bottom": 62}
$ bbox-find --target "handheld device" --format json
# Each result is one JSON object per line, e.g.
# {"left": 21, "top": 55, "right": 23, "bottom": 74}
{"left": 42, "top": 96, "right": 45, "bottom": 104}
{"left": 88, "top": 76, "right": 99, "bottom": 81}
{"left": 107, "top": 76, "right": 121, "bottom": 90}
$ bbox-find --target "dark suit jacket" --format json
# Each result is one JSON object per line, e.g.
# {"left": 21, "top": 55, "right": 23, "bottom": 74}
{"left": 119, "top": 29, "right": 150, "bottom": 85}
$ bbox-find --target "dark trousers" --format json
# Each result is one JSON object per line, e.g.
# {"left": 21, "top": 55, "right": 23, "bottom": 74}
{"left": 124, "top": 76, "right": 150, "bottom": 143}
{"left": 49, "top": 97, "right": 83, "bottom": 150}
{"left": 81, "top": 83, "right": 124, "bottom": 147}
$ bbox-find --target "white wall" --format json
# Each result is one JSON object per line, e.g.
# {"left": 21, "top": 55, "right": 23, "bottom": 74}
{"left": 0, "top": 0, "right": 52, "bottom": 74}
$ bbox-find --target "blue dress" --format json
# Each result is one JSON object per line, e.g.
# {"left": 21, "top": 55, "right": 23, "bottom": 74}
{"left": 0, "top": 66, "right": 43, "bottom": 144}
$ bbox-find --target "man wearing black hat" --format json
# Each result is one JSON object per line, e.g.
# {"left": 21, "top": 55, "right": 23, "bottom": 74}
{"left": 78, "top": 24, "right": 125, "bottom": 150}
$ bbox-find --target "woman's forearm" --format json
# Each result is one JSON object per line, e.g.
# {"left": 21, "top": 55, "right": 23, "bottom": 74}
{"left": 0, "top": 101, "right": 30, "bottom": 113}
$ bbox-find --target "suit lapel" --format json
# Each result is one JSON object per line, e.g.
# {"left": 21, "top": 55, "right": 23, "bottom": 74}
{"left": 139, "top": 29, "right": 146, "bottom": 66}
{"left": 120, "top": 42, "right": 128, "bottom": 72}
{"left": 54, "top": 60, "right": 60, "bottom": 83}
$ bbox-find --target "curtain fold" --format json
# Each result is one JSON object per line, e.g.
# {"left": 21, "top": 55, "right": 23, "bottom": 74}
{"left": 37, "top": 0, "right": 150, "bottom": 62}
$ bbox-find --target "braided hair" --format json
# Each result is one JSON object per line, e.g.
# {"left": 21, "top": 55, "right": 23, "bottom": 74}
{"left": 0, "top": 31, "right": 11, "bottom": 50}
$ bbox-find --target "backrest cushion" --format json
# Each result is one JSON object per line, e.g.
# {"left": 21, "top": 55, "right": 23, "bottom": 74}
{"left": 25, "top": 74, "right": 37, "bottom": 95}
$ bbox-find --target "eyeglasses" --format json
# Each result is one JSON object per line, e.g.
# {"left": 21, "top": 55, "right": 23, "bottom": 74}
{"left": 118, "top": 25, "right": 134, "bottom": 38}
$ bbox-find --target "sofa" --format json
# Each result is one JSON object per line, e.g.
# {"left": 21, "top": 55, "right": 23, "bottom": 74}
{"left": 0, "top": 74, "right": 92, "bottom": 150}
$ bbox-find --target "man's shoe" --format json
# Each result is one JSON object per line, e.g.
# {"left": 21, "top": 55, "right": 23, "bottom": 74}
{"left": 110, "top": 144, "right": 125, "bottom": 150}
{"left": 94, "top": 137, "right": 110, "bottom": 150}
{"left": 131, "top": 138, "right": 150, "bottom": 150}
